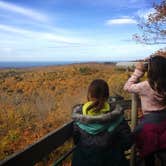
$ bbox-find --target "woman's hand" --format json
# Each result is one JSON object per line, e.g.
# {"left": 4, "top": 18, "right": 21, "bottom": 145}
{"left": 135, "top": 62, "right": 146, "bottom": 72}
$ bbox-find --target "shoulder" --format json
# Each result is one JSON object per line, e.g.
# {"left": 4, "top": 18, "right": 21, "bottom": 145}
{"left": 130, "top": 80, "right": 149, "bottom": 94}
{"left": 135, "top": 80, "right": 148, "bottom": 89}
{"left": 136, "top": 80, "right": 152, "bottom": 94}
{"left": 72, "top": 104, "right": 123, "bottom": 124}
{"left": 139, "top": 80, "right": 149, "bottom": 86}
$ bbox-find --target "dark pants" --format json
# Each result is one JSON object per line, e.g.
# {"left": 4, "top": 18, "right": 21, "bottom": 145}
{"left": 144, "top": 150, "right": 166, "bottom": 166}
{"left": 72, "top": 146, "right": 129, "bottom": 166}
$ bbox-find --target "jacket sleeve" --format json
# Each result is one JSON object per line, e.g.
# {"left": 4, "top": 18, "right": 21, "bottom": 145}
{"left": 123, "top": 69, "right": 145, "bottom": 94}
{"left": 115, "top": 119, "right": 133, "bottom": 151}
{"left": 73, "top": 122, "right": 81, "bottom": 145}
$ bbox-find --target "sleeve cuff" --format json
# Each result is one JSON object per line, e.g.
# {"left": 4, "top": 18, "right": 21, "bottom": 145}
{"left": 133, "top": 69, "right": 145, "bottom": 78}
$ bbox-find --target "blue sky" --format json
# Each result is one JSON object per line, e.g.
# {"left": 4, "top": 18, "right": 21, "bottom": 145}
{"left": 0, "top": 0, "right": 164, "bottom": 61}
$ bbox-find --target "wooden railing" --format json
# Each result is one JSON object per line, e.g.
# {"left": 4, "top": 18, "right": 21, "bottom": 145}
{"left": 0, "top": 97, "right": 138, "bottom": 166}
{"left": 130, "top": 94, "right": 139, "bottom": 166}
{"left": 0, "top": 121, "right": 73, "bottom": 166}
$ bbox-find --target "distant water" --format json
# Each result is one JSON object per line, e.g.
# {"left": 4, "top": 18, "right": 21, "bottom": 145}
{"left": 0, "top": 61, "right": 79, "bottom": 69}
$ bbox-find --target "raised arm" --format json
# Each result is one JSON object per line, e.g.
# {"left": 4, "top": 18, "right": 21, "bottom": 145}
{"left": 123, "top": 62, "right": 146, "bottom": 94}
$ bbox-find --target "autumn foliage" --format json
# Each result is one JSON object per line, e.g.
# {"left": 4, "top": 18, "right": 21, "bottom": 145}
{"left": 0, "top": 63, "right": 131, "bottom": 164}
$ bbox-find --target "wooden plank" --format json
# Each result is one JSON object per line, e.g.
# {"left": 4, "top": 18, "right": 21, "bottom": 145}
{"left": 53, "top": 146, "right": 77, "bottom": 166}
{"left": 130, "top": 94, "right": 138, "bottom": 130}
{"left": 0, "top": 121, "right": 73, "bottom": 166}
{"left": 130, "top": 94, "right": 139, "bottom": 166}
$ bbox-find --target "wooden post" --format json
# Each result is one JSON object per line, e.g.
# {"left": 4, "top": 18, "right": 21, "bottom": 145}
{"left": 130, "top": 93, "right": 138, "bottom": 166}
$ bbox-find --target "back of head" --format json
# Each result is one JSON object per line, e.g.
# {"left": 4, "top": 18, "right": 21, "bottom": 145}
{"left": 87, "top": 79, "right": 109, "bottom": 113}
{"left": 148, "top": 56, "right": 166, "bottom": 104}
{"left": 87, "top": 79, "right": 109, "bottom": 100}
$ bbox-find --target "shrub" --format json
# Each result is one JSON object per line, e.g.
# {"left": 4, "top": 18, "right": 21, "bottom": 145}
{"left": 78, "top": 67, "right": 91, "bottom": 75}
{"left": 108, "top": 73, "right": 130, "bottom": 99}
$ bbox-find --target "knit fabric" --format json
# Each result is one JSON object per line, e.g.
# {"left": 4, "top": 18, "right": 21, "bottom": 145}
{"left": 124, "top": 69, "right": 166, "bottom": 114}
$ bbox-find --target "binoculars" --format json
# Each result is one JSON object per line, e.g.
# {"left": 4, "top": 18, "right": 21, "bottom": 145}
{"left": 143, "top": 62, "right": 148, "bottom": 70}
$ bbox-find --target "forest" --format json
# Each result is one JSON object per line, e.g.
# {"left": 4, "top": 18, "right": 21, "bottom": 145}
{"left": 0, "top": 63, "right": 131, "bottom": 162}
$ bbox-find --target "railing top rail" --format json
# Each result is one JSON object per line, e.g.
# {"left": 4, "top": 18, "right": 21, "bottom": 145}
{"left": 0, "top": 121, "right": 73, "bottom": 166}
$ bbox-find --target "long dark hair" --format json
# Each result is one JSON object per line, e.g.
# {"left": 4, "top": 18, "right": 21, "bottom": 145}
{"left": 86, "top": 79, "right": 109, "bottom": 113}
{"left": 147, "top": 56, "right": 166, "bottom": 105}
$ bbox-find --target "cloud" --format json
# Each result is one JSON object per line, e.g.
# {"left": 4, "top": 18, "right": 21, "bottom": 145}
{"left": 0, "top": 24, "right": 30, "bottom": 34}
{"left": 86, "top": 43, "right": 162, "bottom": 61}
{"left": 0, "top": 24, "right": 83, "bottom": 44}
{"left": 0, "top": 1, "right": 48, "bottom": 22}
{"left": 106, "top": 17, "right": 137, "bottom": 25}
{"left": 1, "top": 47, "right": 13, "bottom": 53}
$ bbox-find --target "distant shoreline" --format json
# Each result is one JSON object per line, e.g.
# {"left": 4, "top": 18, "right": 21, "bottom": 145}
{"left": 0, "top": 61, "right": 118, "bottom": 69}
{"left": 0, "top": 60, "right": 138, "bottom": 70}
{"left": 0, "top": 61, "right": 77, "bottom": 69}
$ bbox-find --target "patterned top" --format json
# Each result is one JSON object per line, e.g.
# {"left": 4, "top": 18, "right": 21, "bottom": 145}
{"left": 124, "top": 69, "right": 166, "bottom": 115}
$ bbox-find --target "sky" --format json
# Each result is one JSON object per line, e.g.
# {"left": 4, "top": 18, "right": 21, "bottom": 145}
{"left": 0, "top": 0, "right": 164, "bottom": 61}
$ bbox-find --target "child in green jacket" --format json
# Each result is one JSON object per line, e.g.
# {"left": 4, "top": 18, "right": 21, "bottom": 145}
{"left": 72, "top": 79, "right": 133, "bottom": 166}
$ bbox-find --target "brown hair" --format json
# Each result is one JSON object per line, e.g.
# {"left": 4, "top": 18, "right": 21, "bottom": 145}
{"left": 147, "top": 56, "right": 166, "bottom": 105}
{"left": 86, "top": 79, "right": 109, "bottom": 113}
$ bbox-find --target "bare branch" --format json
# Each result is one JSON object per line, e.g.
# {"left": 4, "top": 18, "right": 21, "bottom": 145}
{"left": 133, "top": 0, "right": 166, "bottom": 45}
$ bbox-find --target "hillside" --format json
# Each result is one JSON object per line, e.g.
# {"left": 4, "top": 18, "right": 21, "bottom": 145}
{"left": 0, "top": 63, "right": 130, "bottom": 161}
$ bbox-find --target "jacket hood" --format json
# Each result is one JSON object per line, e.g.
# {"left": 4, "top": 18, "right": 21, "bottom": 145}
{"left": 82, "top": 101, "right": 110, "bottom": 116}
{"left": 72, "top": 104, "right": 123, "bottom": 124}
{"left": 72, "top": 104, "right": 124, "bottom": 134}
